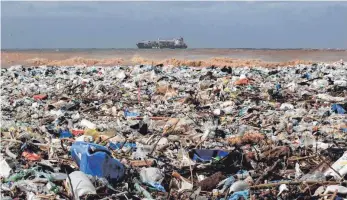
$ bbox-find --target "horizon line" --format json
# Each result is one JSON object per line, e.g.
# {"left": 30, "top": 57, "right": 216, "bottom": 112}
{"left": 2, "top": 48, "right": 347, "bottom": 51}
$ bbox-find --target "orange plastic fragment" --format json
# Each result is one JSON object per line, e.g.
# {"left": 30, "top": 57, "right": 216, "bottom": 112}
{"left": 33, "top": 94, "right": 48, "bottom": 100}
{"left": 72, "top": 129, "right": 85, "bottom": 136}
{"left": 234, "top": 78, "right": 250, "bottom": 85}
{"left": 22, "top": 151, "right": 41, "bottom": 161}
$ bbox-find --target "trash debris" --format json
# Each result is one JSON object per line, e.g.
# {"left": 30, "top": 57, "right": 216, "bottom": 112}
{"left": 1, "top": 62, "right": 346, "bottom": 199}
{"left": 67, "top": 171, "right": 97, "bottom": 199}
{"left": 71, "top": 141, "right": 125, "bottom": 183}
{"left": 22, "top": 151, "right": 41, "bottom": 161}
{"left": 190, "top": 149, "right": 229, "bottom": 162}
{"left": 197, "top": 171, "right": 225, "bottom": 191}
{"left": 0, "top": 159, "right": 12, "bottom": 178}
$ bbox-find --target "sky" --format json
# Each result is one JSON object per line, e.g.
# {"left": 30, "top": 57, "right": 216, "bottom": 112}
{"left": 2, "top": 1, "right": 347, "bottom": 49}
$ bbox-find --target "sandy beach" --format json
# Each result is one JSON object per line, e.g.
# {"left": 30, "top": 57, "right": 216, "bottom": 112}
{"left": 2, "top": 49, "right": 347, "bottom": 68}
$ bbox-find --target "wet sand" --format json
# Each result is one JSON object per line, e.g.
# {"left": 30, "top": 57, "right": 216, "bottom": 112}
{"left": 2, "top": 49, "right": 347, "bottom": 67}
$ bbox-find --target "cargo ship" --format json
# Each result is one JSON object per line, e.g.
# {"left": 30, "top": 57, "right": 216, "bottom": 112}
{"left": 136, "top": 37, "right": 188, "bottom": 49}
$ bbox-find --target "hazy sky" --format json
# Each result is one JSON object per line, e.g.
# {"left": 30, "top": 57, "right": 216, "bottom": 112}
{"left": 2, "top": 1, "right": 347, "bottom": 49}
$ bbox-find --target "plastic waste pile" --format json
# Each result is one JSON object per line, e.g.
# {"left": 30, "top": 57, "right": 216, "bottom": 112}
{"left": 1, "top": 62, "right": 347, "bottom": 200}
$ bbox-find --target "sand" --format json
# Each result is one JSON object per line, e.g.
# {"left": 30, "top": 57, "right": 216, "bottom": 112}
{"left": 2, "top": 49, "right": 347, "bottom": 68}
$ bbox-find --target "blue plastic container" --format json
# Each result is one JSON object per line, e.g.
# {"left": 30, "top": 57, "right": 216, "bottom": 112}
{"left": 70, "top": 141, "right": 125, "bottom": 183}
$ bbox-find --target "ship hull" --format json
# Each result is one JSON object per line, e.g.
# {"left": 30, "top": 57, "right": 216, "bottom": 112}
{"left": 136, "top": 43, "right": 158, "bottom": 49}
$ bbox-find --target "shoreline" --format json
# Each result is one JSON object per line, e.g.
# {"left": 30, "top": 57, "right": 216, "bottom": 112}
{"left": 2, "top": 49, "right": 347, "bottom": 68}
